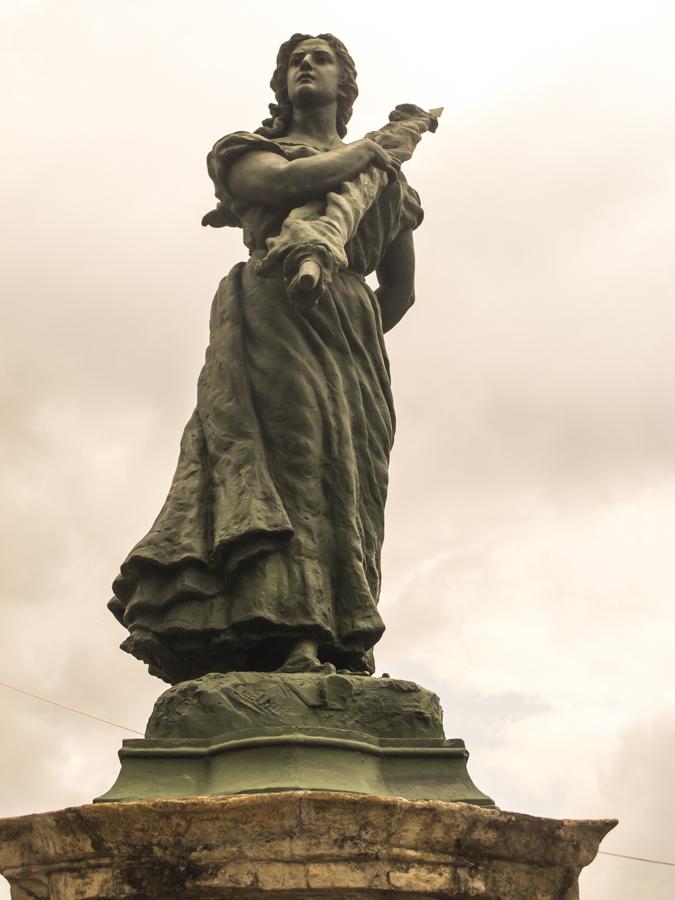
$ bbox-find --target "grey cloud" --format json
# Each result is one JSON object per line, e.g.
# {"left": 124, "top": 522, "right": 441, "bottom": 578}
{"left": 580, "top": 713, "right": 675, "bottom": 900}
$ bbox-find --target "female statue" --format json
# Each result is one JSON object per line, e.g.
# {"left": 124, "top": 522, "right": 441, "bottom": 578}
{"left": 108, "top": 33, "right": 437, "bottom": 684}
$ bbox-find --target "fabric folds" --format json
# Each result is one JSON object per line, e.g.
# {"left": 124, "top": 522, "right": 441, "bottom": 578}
{"left": 109, "top": 134, "right": 423, "bottom": 684}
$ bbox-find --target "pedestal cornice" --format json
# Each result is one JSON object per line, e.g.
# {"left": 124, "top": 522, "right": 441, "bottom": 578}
{"left": 0, "top": 790, "right": 616, "bottom": 899}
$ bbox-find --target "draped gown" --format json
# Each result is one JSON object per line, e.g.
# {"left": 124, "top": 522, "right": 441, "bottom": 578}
{"left": 108, "top": 132, "right": 423, "bottom": 685}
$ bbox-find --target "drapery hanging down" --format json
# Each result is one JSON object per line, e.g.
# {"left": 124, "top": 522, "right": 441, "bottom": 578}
{"left": 109, "top": 107, "right": 437, "bottom": 685}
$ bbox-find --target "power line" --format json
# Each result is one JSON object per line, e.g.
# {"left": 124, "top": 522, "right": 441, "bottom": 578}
{"left": 598, "top": 851, "right": 675, "bottom": 868}
{"left": 0, "top": 680, "right": 144, "bottom": 736}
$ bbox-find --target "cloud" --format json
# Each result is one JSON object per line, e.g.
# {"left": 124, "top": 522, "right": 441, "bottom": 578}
{"left": 580, "top": 713, "right": 675, "bottom": 900}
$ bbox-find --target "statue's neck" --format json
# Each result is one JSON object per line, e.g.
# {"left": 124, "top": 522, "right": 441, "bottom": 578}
{"left": 287, "top": 104, "right": 339, "bottom": 149}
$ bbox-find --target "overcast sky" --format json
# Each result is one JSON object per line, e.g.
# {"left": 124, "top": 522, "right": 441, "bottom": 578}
{"left": 1, "top": 1, "right": 674, "bottom": 897}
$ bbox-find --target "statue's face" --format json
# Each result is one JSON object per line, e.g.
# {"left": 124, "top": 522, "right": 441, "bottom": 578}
{"left": 286, "top": 38, "right": 340, "bottom": 109}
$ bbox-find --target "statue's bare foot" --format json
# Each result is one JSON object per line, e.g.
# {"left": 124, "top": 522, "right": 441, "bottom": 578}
{"left": 279, "top": 653, "right": 335, "bottom": 674}
{"left": 278, "top": 637, "right": 336, "bottom": 674}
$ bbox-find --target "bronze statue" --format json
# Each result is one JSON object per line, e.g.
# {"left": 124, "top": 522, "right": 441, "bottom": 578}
{"left": 108, "top": 33, "right": 439, "bottom": 684}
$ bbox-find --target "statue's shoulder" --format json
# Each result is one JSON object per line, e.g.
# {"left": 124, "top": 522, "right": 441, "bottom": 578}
{"left": 207, "top": 131, "right": 287, "bottom": 166}
{"left": 203, "top": 131, "right": 289, "bottom": 229}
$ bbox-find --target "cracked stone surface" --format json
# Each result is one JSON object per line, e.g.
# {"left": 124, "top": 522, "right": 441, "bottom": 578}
{"left": 0, "top": 791, "right": 616, "bottom": 899}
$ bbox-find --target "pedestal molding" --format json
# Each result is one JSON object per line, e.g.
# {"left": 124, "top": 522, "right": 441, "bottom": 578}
{"left": 0, "top": 791, "right": 617, "bottom": 899}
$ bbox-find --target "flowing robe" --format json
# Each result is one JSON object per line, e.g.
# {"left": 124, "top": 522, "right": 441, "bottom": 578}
{"left": 108, "top": 133, "right": 423, "bottom": 684}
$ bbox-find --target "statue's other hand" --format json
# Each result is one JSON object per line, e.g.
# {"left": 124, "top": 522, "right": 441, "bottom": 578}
{"left": 287, "top": 260, "right": 327, "bottom": 312}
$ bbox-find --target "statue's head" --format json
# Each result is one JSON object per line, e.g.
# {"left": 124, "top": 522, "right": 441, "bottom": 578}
{"left": 258, "top": 33, "right": 358, "bottom": 138}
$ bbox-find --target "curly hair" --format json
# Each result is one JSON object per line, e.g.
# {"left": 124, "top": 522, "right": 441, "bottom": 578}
{"left": 256, "top": 33, "right": 358, "bottom": 139}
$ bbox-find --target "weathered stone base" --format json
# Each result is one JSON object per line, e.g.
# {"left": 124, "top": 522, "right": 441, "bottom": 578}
{"left": 0, "top": 791, "right": 616, "bottom": 899}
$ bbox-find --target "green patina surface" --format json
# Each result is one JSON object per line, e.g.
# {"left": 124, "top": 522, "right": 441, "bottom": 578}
{"left": 99, "top": 34, "right": 494, "bottom": 810}
{"left": 145, "top": 671, "right": 445, "bottom": 740}
{"left": 107, "top": 36, "right": 439, "bottom": 686}
{"left": 98, "top": 673, "right": 493, "bottom": 806}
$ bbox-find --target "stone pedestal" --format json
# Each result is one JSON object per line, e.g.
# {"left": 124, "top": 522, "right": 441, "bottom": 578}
{"left": 96, "top": 672, "right": 494, "bottom": 807}
{"left": 0, "top": 791, "right": 615, "bottom": 899}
